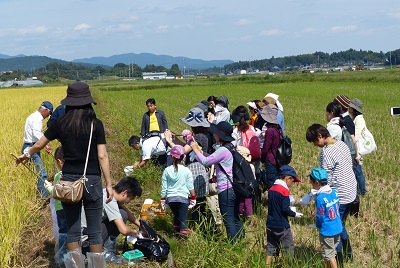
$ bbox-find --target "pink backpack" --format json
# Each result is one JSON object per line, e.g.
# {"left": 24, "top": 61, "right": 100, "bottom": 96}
{"left": 241, "top": 127, "right": 260, "bottom": 160}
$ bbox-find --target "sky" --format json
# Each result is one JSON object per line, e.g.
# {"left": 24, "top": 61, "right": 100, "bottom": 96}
{"left": 1, "top": 0, "right": 399, "bottom": 62}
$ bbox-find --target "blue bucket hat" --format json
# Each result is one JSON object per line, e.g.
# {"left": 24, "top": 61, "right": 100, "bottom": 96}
{"left": 308, "top": 167, "right": 328, "bottom": 183}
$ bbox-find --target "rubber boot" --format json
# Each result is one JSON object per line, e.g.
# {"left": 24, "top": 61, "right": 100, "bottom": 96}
{"left": 336, "top": 252, "right": 344, "bottom": 268}
{"left": 342, "top": 238, "right": 354, "bottom": 262}
{"left": 103, "top": 236, "right": 125, "bottom": 264}
{"left": 63, "top": 248, "right": 85, "bottom": 268}
{"left": 87, "top": 252, "right": 106, "bottom": 268}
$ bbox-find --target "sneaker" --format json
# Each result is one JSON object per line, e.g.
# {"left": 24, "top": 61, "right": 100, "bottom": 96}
{"left": 180, "top": 229, "right": 191, "bottom": 235}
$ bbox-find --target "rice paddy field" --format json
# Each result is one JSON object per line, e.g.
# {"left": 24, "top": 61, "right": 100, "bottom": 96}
{"left": 1, "top": 70, "right": 399, "bottom": 267}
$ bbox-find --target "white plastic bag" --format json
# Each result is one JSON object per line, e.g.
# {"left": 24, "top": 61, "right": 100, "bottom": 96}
{"left": 357, "top": 127, "right": 377, "bottom": 156}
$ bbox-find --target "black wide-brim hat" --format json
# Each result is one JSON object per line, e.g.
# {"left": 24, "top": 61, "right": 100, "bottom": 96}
{"left": 61, "top": 82, "right": 96, "bottom": 106}
{"left": 209, "top": 121, "right": 234, "bottom": 142}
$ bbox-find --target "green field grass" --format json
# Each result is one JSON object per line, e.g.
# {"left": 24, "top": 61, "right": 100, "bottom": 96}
{"left": 96, "top": 76, "right": 400, "bottom": 267}
{"left": 2, "top": 70, "right": 400, "bottom": 267}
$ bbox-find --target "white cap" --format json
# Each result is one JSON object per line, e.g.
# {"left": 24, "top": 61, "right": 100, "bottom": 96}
{"left": 246, "top": 101, "right": 257, "bottom": 109}
{"left": 264, "top": 93, "right": 283, "bottom": 111}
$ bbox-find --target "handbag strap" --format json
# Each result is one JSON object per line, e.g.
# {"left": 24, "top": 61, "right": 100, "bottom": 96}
{"left": 82, "top": 121, "right": 93, "bottom": 178}
{"left": 83, "top": 122, "right": 94, "bottom": 177}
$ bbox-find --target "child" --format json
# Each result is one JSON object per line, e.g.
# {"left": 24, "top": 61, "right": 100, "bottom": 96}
{"left": 266, "top": 165, "right": 302, "bottom": 266}
{"left": 44, "top": 146, "right": 67, "bottom": 266}
{"left": 161, "top": 145, "right": 196, "bottom": 235}
{"left": 309, "top": 167, "right": 342, "bottom": 268}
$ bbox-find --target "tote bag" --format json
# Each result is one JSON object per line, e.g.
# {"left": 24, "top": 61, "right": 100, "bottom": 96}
{"left": 357, "top": 127, "right": 377, "bottom": 156}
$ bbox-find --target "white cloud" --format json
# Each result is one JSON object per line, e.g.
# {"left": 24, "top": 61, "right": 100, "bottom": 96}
{"left": 14, "top": 25, "right": 48, "bottom": 35}
{"left": 330, "top": 25, "right": 357, "bottom": 33}
{"left": 74, "top": 23, "right": 91, "bottom": 32}
{"left": 388, "top": 10, "right": 400, "bottom": 19}
{"left": 235, "top": 18, "right": 252, "bottom": 26}
{"left": 156, "top": 25, "right": 169, "bottom": 32}
{"left": 302, "top": 27, "right": 317, "bottom": 33}
{"left": 259, "top": 29, "right": 284, "bottom": 37}
{"left": 105, "top": 24, "right": 134, "bottom": 33}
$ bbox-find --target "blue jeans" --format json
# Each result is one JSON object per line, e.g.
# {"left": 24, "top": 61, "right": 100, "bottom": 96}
{"left": 56, "top": 210, "right": 67, "bottom": 264}
{"left": 168, "top": 202, "right": 189, "bottom": 230}
{"left": 355, "top": 163, "right": 367, "bottom": 196}
{"left": 218, "top": 187, "right": 244, "bottom": 244}
{"left": 62, "top": 174, "right": 103, "bottom": 245}
{"left": 22, "top": 143, "right": 48, "bottom": 198}
{"left": 337, "top": 203, "right": 350, "bottom": 253}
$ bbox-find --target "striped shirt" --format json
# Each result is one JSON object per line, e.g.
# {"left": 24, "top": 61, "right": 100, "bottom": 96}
{"left": 319, "top": 140, "right": 357, "bottom": 205}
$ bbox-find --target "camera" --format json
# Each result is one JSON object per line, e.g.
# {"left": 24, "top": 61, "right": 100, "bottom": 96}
{"left": 390, "top": 107, "right": 400, "bottom": 116}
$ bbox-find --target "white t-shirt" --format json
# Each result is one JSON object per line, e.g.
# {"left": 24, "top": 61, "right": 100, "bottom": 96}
{"left": 23, "top": 110, "right": 44, "bottom": 143}
{"left": 140, "top": 136, "right": 167, "bottom": 160}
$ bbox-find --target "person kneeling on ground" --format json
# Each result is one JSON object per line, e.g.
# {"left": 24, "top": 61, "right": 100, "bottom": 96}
{"left": 82, "top": 176, "right": 142, "bottom": 264}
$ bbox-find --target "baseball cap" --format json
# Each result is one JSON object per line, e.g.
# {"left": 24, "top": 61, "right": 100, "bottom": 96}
{"left": 308, "top": 167, "right": 328, "bottom": 183}
{"left": 41, "top": 101, "right": 53, "bottom": 114}
{"left": 170, "top": 145, "right": 185, "bottom": 159}
{"left": 279, "top": 165, "right": 301, "bottom": 182}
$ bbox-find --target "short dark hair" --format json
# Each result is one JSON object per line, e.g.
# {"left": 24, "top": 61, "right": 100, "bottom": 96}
{"left": 306, "top": 124, "right": 331, "bottom": 142}
{"left": 326, "top": 102, "right": 342, "bottom": 117}
{"left": 54, "top": 146, "right": 64, "bottom": 161}
{"left": 128, "top": 135, "right": 140, "bottom": 146}
{"left": 113, "top": 176, "right": 142, "bottom": 198}
{"left": 309, "top": 176, "right": 328, "bottom": 186}
{"left": 146, "top": 98, "right": 156, "bottom": 105}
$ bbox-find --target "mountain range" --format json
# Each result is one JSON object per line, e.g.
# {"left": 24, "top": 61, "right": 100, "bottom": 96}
{"left": 0, "top": 53, "right": 234, "bottom": 71}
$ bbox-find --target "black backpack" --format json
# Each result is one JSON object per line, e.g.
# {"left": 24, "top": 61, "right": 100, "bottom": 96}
{"left": 276, "top": 134, "right": 292, "bottom": 166}
{"left": 219, "top": 144, "right": 259, "bottom": 198}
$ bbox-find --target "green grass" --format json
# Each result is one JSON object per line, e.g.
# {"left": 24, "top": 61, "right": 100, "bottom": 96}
{"left": 93, "top": 71, "right": 400, "bottom": 267}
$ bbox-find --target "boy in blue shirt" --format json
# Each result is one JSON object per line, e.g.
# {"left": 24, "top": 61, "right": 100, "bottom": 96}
{"left": 266, "top": 165, "right": 302, "bottom": 265}
{"left": 309, "top": 167, "right": 342, "bottom": 268}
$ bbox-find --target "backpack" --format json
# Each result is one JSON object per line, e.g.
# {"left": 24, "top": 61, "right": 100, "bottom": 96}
{"left": 219, "top": 144, "right": 259, "bottom": 198}
{"left": 341, "top": 126, "right": 356, "bottom": 156}
{"left": 276, "top": 134, "right": 292, "bottom": 166}
{"left": 248, "top": 136, "right": 261, "bottom": 160}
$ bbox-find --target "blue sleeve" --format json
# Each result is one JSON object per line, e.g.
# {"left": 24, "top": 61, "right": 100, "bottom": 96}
{"left": 315, "top": 198, "right": 324, "bottom": 229}
{"left": 281, "top": 196, "right": 296, "bottom": 217}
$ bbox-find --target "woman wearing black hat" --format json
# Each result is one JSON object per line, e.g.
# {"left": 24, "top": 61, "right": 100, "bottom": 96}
{"left": 190, "top": 121, "right": 244, "bottom": 244}
{"left": 16, "top": 82, "right": 112, "bottom": 268}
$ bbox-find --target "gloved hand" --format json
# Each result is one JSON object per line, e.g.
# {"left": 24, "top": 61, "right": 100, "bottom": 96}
{"left": 295, "top": 212, "right": 304, "bottom": 218}
{"left": 44, "top": 180, "right": 54, "bottom": 192}
{"left": 299, "top": 193, "right": 314, "bottom": 205}
{"left": 160, "top": 198, "right": 166, "bottom": 211}
{"left": 124, "top": 166, "right": 134, "bottom": 176}
{"left": 188, "top": 196, "right": 197, "bottom": 209}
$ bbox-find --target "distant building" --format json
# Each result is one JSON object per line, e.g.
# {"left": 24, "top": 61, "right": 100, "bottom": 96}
{"left": 0, "top": 78, "right": 44, "bottom": 88}
{"left": 142, "top": 72, "right": 168, "bottom": 80}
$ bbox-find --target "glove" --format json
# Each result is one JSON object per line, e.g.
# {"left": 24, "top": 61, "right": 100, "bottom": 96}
{"left": 188, "top": 196, "right": 197, "bottom": 209}
{"left": 160, "top": 198, "right": 166, "bottom": 211}
{"left": 44, "top": 180, "right": 54, "bottom": 192}
{"left": 295, "top": 212, "right": 304, "bottom": 218}
{"left": 299, "top": 193, "right": 312, "bottom": 206}
{"left": 124, "top": 166, "right": 134, "bottom": 176}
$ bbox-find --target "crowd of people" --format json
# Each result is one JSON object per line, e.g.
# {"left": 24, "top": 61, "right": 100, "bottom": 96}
{"left": 15, "top": 82, "right": 371, "bottom": 267}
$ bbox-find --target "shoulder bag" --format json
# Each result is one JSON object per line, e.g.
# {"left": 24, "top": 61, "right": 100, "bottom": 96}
{"left": 53, "top": 122, "right": 93, "bottom": 203}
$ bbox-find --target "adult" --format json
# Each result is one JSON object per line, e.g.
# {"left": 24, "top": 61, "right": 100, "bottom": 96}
{"left": 21, "top": 100, "right": 53, "bottom": 198}
{"left": 247, "top": 101, "right": 259, "bottom": 127}
{"left": 209, "top": 95, "right": 230, "bottom": 124}
{"left": 264, "top": 93, "right": 285, "bottom": 135}
{"left": 325, "top": 102, "right": 343, "bottom": 140}
{"left": 306, "top": 124, "right": 357, "bottom": 265}
{"left": 47, "top": 104, "right": 66, "bottom": 128}
{"left": 191, "top": 121, "right": 244, "bottom": 244}
{"left": 128, "top": 134, "right": 168, "bottom": 169}
{"left": 260, "top": 104, "right": 282, "bottom": 190}
{"left": 333, "top": 95, "right": 356, "bottom": 158}
{"left": 16, "top": 82, "right": 113, "bottom": 268}
{"left": 140, "top": 98, "right": 168, "bottom": 137}
{"left": 348, "top": 98, "right": 367, "bottom": 196}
